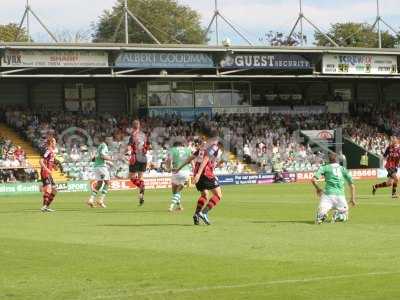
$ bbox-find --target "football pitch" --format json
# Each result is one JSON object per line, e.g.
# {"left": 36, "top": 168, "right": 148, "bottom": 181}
{"left": 1, "top": 180, "right": 400, "bottom": 300}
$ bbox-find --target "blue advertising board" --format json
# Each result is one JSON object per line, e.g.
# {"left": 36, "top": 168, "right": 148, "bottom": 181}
{"left": 115, "top": 52, "right": 215, "bottom": 68}
{"left": 147, "top": 107, "right": 212, "bottom": 121}
{"left": 217, "top": 173, "right": 295, "bottom": 186}
{"left": 220, "top": 54, "right": 312, "bottom": 70}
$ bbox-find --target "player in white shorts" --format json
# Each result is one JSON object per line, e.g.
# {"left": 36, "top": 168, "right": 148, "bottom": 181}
{"left": 166, "top": 140, "right": 193, "bottom": 212}
{"left": 171, "top": 169, "right": 191, "bottom": 186}
{"left": 88, "top": 136, "right": 113, "bottom": 208}
{"left": 95, "top": 165, "right": 111, "bottom": 181}
{"left": 311, "top": 153, "right": 356, "bottom": 224}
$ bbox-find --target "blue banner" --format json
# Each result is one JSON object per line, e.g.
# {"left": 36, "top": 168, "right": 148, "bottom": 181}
{"left": 217, "top": 173, "right": 295, "bottom": 186}
{"left": 220, "top": 54, "right": 312, "bottom": 70}
{"left": 148, "top": 107, "right": 212, "bottom": 121}
{"left": 115, "top": 52, "right": 215, "bottom": 68}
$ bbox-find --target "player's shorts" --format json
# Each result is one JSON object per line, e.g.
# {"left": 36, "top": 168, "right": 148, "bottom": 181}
{"left": 195, "top": 175, "right": 220, "bottom": 192}
{"left": 94, "top": 166, "right": 111, "bottom": 180}
{"left": 387, "top": 167, "right": 398, "bottom": 178}
{"left": 129, "top": 161, "right": 147, "bottom": 173}
{"left": 171, "top": 170, "right": 191, "bottom": 186}
{"left": 318, "top": 194, "right": 348, "bottom": 215}
{"left": 41, "top": 175, "right": 55, "bottom": 187}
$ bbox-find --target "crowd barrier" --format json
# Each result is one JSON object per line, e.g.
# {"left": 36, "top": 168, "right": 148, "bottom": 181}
{"left": 0, "top": 169, "right": 380, "bottom": 195}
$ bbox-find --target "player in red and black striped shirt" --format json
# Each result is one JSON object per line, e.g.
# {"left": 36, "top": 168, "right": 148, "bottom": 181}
{"left": 373, "top": 136, "right": 400, "bottom": 198}
{"left": 40, "top": 137, "right": 58, "bottom": 212}
{"left": 127, "top": 120, "right": 150, "bottom": 206}
{"left": 176, "top": 126, "right": 222, "bottom": 225}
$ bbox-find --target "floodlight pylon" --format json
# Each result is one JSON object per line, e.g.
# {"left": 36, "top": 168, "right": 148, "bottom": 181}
{"left": 288, "top": 0, "right": 339, "bottom": 47}
{"left": 16, "top": 0, "right": 58, "bottom": 43}
{"left": 205, "top": 0, "right": 253, "bottom": 46}
{"left": 371, "top": 0, "right": 399, "bottom": 48}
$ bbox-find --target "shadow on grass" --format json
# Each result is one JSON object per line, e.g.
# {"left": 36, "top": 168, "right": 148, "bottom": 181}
{"left": 94, "top": 209, "right": 167, "bottom": 214}
{"left": 97, "top": 224, "right": 193, "bottom": 227}
{"left": 251, "top": 220, "right": 315, "bottom": 225}
{"left": 0, "top": 209, "right": 81, "bottom": 213}
{"left": 0, "top": 209, "right": 172, "bottom": 214}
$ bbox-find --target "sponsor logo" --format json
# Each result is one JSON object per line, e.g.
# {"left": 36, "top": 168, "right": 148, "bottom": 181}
{"left": 349, "top": 169, "right": 377, "bottom": 179}
{"left": 296, "top": 172, "right": 315, "bottom": 181}
{"left": 317, "top": 131, "right": 334, "bottom": 140}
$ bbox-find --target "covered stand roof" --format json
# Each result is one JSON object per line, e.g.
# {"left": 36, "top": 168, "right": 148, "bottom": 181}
{"left": 0, "top": 43, "right": 399, "bottom": 79}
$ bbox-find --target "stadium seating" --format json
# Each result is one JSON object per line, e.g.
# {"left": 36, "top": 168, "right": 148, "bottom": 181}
{"left": 2, "top": 109, "right": 394, "bottom": 182}
{"left": 0, "top": 123, "right": 66, "bottom": 182}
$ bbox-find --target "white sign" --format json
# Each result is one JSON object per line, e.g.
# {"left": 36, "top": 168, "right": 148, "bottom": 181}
{"left": 269, "top": 106, "right": 326, "bottom": 115}
{"left": 323, "top": 54, "right": 398, "bottom": 75}
{"left": 212, "top": 107, "right": 269, "bottom": 114}
{"left": 301, "top": 130, "right": 334, "bottom": 141}
{"left": 1, "top": 50, "right": 109, "bottom": 68}
{"left": 334, "top": 89, "right": 352, "bottom": 101}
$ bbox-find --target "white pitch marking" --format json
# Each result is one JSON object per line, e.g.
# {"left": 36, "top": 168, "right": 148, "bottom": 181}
{"left": 94, "top": 271, "right": 400, "bottom": 299}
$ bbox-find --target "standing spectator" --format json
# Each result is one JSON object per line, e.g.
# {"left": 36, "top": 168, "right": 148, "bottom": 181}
{"left": 14, "top": 146, "right": 26, "bottom": 166}
{"left": 360, "top": 151, "right": 369, "bottom": 168}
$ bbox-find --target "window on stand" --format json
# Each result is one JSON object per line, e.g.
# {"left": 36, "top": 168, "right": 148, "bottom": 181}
{"left": 137, "top": 82, "right": 148, "bottom": 108}
{"left": 214, "top": 82, "right": 232, "bottom": 107}
{"left": 232, "top": 82, "right": 251, "bottom": 106}
{"left": 171, "top": 81, "right": 194, "bottom": 107}
{"left": 148, "top": 81, "right": 171, "bottom": 107}
{"left": 81, "top": 85, "right": 96, "bottom": 113}
{"left": 195, "top": 82, "right": 214, "bottom": 107}
{"left": 251, "top": 84, "right": 275, "bottom": 106}
{"left": 64, "top": 83, "right": 96, "bottom": 113}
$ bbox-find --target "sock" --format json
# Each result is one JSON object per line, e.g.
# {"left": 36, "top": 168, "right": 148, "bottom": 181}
{"left": 101, "top": 184, "right": 108, "bottom": 195}
{"left": 96, "top": 183, "right": 108, "bottom": 204}
{"left": 98, "top": 194, "right": 106, "bottom": 205}
{"left": 375, "top": 182, "right": 389, "bottom": 189}
{"left": 89, "top": 190, "right": 98, "bottom": 202}
{"left": 88, "top": 194, "right": 96, "bottom": 204}
{"left": 88, "top": 189, "right": 98, "bottom": 205}
{"left": 392, "top": 183, "right": 397, "bottom": 195}
{"left": 203, "top": 195, "right": 221, "bottom": 214}
{"left": 47, "top": 193, "right": 56, "bottom": 206}
{"left": 195, "top": 196, "right": 207, "bottom": 214}
{"left": 138, "top": 179, "right": 145, "bottom": 195}
{"left": 171, "top": 193, "right": 181, "bottom": 208}
{"left": 43, "top": 192, "right": 50, "bottom": 206}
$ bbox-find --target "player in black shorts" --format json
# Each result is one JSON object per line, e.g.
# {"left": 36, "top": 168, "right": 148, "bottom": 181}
{"left": 127, "top": 120, "right": 150, "bottom": 205}
{"left": 175, "top": 126, "right": 222, "bottom": 225}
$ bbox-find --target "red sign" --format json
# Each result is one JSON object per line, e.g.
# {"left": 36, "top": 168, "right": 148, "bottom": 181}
{"left": 91, "top": 177, "right": 172, "bottom": 191}
{"left": 349, "top": 169, "right": 377, "bottom": 180}
{"left": 295, "top": 172, "right": 315, "bottom": 182}
{"left": 318, "top": 130, "right": 334, "bottom": 140}
{"left": 295, "top": 168, "right": 378, "bottom": 182}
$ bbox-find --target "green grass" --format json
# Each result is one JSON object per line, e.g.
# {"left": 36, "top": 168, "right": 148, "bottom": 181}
{"left": 1, "top": 180, "right": 400, "bottom": 300}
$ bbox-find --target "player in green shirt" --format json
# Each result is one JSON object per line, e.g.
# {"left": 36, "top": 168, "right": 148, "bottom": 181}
{"left": 311, "top": 153, "right": 356, "bottom": 224}
{"left": 166, "top": 140, "right": 192, "bottom": 212}
{"left": 87, "top": 136, "right": 113, "bottom": 208}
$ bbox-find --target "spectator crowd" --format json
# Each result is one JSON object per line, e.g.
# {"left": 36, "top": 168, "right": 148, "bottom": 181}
{"left": 0, "top": 135, "right": 37, "bottom": 183}
{"left": 2, "top": 105, "right": 399, "bottom": 182}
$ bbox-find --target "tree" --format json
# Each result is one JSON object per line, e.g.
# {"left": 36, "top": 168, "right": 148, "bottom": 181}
{"left": 54, "top": 29, "right": 92, "bottom": 43}
{"left": 0, "top": 23, "right": 30, "bottom": 42}
{"left": 260, "top": 31, "right": 307, "bottom": 47}
{"left": 314, "top": 22, "right": 400, "bottom": 48}
{"left": 93, "top": 0, "right": 207, "bottom": 44}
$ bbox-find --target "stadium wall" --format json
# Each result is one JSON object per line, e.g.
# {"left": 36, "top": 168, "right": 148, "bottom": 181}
{"left": 0, "top": 170, "right": 379, "bottom": 195}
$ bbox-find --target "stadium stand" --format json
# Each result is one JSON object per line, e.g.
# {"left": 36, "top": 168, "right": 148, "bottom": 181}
{"left": 0, "top": 128, "right": 38, "bottom": 182}
{"left": 2, "top": 106, "right": 396, "bottom": 182}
